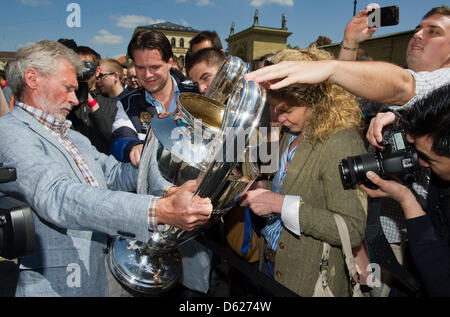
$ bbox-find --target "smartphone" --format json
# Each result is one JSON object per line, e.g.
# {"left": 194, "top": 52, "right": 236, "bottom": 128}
{"left": 368, "top": 5, "right": 399, "bottom": 28}
{"left": 75, "top": 81, "right": 89, "bottom": 104}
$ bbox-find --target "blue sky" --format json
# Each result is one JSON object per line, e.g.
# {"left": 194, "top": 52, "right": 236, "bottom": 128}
{"left": 0, "top": 0, "right": 446, "bottom": 59}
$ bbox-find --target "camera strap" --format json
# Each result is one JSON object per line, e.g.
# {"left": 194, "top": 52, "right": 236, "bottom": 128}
{"left": 365, "top": 197, "right": 422, "bottom": 295}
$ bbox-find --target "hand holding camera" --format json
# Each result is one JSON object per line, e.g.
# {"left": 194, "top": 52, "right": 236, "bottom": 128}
{"left": 76, "top": 60, "right": 97, "bottom": 104}
{"left": 340, "top": 123, "right": 420, "bottom": 190}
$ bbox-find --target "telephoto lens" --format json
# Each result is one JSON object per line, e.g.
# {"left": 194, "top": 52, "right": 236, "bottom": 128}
{"left": 339, "top": 152, "right": 382, "bottom": 190}
{"left": 0, "top": 194, "right": 35, "bottom": 259}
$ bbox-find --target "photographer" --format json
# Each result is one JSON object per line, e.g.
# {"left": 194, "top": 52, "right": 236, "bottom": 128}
{"left": 69, "top": 46, "right": 118, "bottom": 155}
{"left": 361, "top": 83, "right": 450, "bottom": 297}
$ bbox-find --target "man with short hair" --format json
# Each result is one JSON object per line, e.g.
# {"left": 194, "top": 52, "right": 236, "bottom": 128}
{"left": 245, "top": 5, "right": 450, "bottom": 116}
{"left": 0, "top": 40, "right": 212, "bottom": 297}
{"left": 186, "top": 48, "right": 226, "bottom": 95}
{"left": 67, "top": 46, "right": 118, "bottom": 155}
{"left": 111, "top": 29, "right": 197, "bottom": 166}
{"left": 96, "top": 58, "right": 127, "bottom": 99}
{"left": 362, "top": 83, "right": 450, "bottom": 296}
{"left": 189, "top": 30, "right": 223, "bottom": 54}
{"left": 336, "top": 5, "right": 450, "bottom": 295}
{"left": 125, "top": 63, "right": 141, "bottom": 91}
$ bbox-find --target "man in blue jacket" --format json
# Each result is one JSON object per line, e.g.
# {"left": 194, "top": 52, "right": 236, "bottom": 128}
{"left": 0, "top": 40, "right": 212, "bottom": 297}
{"left": 111, "top": 29, "right": 197, "bottom": 167}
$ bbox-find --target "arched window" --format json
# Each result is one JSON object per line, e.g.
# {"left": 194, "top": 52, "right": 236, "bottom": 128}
{"left": 171, "top": 38, "right": 176, "bottom": 47}
{"left": 180, "top": 38, "right": 185, "bottom": 48}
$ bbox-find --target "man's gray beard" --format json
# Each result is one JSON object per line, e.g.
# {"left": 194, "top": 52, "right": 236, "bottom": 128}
{"left": 37, "top": 94, "right": 69, "bottom": 123}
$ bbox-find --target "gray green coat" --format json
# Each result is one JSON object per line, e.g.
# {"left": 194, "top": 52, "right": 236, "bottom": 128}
{"left": 260, "top": 129, "right": 367, "bottom": 297}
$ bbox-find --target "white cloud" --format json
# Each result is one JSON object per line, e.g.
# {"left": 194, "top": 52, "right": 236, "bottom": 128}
{"left": 90, "top": 30, "right": 124, "bottom": 45}
{"left": 20, "top": 0, "right": 51, "bottom": 6}
{"left": 196, "top": 0, "right": 213, "bottom": 6}
{"left": 250, "top": 0, "right": 294, "bottom": 7}
{"left": 180, "top": 19, "right": 190, "bottom": 27}
{"left": 114, "top": 15, "right": 165, "bottom": 29}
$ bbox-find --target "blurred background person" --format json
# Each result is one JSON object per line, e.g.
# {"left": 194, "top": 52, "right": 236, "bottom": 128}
{"left": 0, "top": 84, "right": 8, "bottom": 116}
{"left": 125, "top": 63, "right": 141, "bottom": 92}
{"left": 68, "top": 45, "right": 118, "bottom": 155}
{"left": 189, "top": 30, "right": 223, "bottom": 54}
{"left": 96, "top": 58, "right": 127, "bottom": 100}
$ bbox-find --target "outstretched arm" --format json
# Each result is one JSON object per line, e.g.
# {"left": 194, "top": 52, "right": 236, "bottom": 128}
{"left": 244, "top": 59, "right": 415, "bottom": 105}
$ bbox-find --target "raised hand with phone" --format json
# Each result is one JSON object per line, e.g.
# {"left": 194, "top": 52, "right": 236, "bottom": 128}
{"left": 339, "top": 3, "right": 399, "bottom": 61}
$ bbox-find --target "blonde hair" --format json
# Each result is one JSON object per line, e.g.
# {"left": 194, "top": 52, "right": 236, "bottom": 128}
{"left": 268, "top": 47, "right": 362, "bottom": 143}
{"left": 99, "top": 58, "right": 124, "bottom": 82}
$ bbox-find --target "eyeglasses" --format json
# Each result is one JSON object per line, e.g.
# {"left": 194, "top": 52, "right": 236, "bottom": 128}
{"left": 96, "top": 72, "right": 115, "bottom": 80}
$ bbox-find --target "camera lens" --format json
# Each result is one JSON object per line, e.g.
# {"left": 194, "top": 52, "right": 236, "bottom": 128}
{"left": 0, "top": 194, "right": 35, "bottom": 260}
{"left": 339, "top": 152, "right": 381, "bottom": 189}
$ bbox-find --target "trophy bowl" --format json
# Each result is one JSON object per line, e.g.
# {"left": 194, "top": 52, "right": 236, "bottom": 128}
{"left": 107, "top": 57, "right": 267, "bottom": 295}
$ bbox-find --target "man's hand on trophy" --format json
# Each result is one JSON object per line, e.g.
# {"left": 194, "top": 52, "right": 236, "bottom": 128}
{"left": 163, "top": 180, "right": 200, "bottom": 197}
{"left": 130, "top": 143, "right": 143, "bottom": 167}
{"left": 157, "top": 186, "right": 212, "bottom": 231}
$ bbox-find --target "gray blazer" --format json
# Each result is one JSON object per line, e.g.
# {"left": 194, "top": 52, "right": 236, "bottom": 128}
{"left": 0, "top": 107, "right": 153, "bottom": 297}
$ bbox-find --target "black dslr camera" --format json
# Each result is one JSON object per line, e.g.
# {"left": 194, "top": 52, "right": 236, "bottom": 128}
{"left": 339, "top": 126, "right": 420, "bottom": 190}
{"left": 76, "top": 60, "right": 97, "bottom": 104}
{"left": 0, "top": 164, "right": 35, "bottom": 259}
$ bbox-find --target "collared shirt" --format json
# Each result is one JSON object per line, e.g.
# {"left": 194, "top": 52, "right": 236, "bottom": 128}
{"left": 400, "top": 68, "right": 450, "bottom": 110}
{"left": 262, "top": 133, "right": 302, "bottom": 252}
{"left": 16, "top": 102, "right": 100, "bottom": 188}
{"left": 144, "top": 76, "right": 180, "bottom": 116}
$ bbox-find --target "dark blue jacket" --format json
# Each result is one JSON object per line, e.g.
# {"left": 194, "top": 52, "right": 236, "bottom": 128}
{"left": 110, "top": 77, "right": 198, "bottom": 162}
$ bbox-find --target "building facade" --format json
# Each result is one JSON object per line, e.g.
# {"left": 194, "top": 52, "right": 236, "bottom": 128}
{"left": 226, "top": 11, "right": 291, "bottom": 70}
{"left": 0, "top": 52, "right": 16, "bottom": 71}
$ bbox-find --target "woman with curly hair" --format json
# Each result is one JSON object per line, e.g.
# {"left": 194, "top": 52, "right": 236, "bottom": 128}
{"left": 241, "top": 47, "right": 367, "bottom": 296}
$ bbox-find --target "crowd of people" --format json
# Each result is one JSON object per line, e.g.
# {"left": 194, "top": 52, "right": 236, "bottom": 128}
{"left": 0, "top": 4, "right": 449, "bottom": 297}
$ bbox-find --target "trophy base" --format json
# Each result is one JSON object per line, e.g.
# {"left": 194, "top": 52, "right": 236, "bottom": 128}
{"left": 107, "top": 237, "right": 182, "bottom": 295}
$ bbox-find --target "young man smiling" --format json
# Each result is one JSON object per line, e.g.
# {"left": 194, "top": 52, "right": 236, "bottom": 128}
{"left": 111, "top": 30, "right": 197, "bottom": 166}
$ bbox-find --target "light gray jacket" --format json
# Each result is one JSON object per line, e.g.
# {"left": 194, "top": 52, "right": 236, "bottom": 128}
{"left": 0, "top": 107, "right": 153, "bottom": 296}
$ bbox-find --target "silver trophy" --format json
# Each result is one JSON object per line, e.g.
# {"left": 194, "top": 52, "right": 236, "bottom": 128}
{"left": 107, "top": 56, "right": 268, "bottom": 294}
